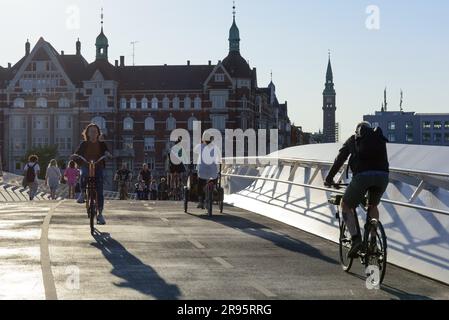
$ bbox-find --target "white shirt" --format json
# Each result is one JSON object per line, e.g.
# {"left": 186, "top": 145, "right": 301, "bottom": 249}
{"left": 193, "top": 143, "right": 221, "bottom": 180}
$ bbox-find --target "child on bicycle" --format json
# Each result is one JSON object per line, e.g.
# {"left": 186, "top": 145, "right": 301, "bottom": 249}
{"left": 74, "top": 123, "right": 111, "bottom": 225}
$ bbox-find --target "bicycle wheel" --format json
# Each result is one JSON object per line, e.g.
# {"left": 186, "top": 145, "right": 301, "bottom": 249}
{"left": 89, "top": 202, "right": 96, "bottom": 235}
{"left": 339, "top": 219, "right": 354, "bottom": 272}
{"left": 365, "top": 219, "right": 387, "bottom": 285}
{"left": 218, "top": 187, "right": 224, "bottom": 213}
{"left": 206, "top": 185, "right": 213, "bottom": 217}
{"left": 183, "top": 187, "right": 189, "bottom": 213}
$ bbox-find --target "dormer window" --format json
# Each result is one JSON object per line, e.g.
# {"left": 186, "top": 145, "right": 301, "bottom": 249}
{"left": 215, "top": 74, "right": 225, "bottom": 82}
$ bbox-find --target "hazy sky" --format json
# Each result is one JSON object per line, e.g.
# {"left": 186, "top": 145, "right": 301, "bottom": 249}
{"left": 1, "top": 0, "right": 448, "bottom": 139}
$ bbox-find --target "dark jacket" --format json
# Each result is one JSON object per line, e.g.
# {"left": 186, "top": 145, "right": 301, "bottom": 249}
{"left": 74, "top": 141, "right": 110, "bottom": 168}
{"left": 326, "top": 130, "right": 389, "bottom": 181}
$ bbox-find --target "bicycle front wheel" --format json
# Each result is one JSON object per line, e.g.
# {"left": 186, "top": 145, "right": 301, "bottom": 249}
{"left": 89, "top": 203, "right": 96, "bottom": 235}
{"left": 339, "top": 219, "right": 354, "bottom": 272}
{"left": 365, "top": 220, "right": 387, "bottom": 285}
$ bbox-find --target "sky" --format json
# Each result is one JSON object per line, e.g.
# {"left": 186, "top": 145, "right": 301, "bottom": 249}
{"left": 0, "top": 0, "right": 448, "bottom": 139}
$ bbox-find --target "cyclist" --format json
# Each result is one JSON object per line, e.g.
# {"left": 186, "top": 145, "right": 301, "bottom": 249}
{"left": 168, "top": 136, "right": 188, "bottom": 197}
{"left": 193, "top": 133, "right": 221, "bottom": 209}
{"left": 324, "top": 121, "right": 389, "bottom": 257}
{"left": 114, "top": 163, "right": 132, "bottom": 200}
{"left": 74, "top": 123, "right": 112, "bottom": 225}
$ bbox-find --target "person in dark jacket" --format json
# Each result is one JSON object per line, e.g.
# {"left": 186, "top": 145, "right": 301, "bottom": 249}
{"left": 325, "top": 121, "right": 389, "bottom": 257}
{"left": 73, "top": 123, "right": 111, "bottom": 225}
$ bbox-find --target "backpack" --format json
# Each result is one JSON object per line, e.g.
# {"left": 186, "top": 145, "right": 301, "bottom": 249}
{"left": 347, "top": 128, "right": 387, "bottom": 177}
{"left": 25, "top": 163, "right": 37, "bottom": 183}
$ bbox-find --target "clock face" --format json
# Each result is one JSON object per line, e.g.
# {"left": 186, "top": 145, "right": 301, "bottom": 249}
{"left": 326, "top": 98, "right": 333, "bottom": 103}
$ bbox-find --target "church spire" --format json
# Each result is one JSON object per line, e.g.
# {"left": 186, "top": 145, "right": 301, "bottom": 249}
{"left": 229, "top": 1, "right": 240, "bottom": 53}
{"left": 95, "top": 7, "right": 109, "bottom": 60}
{"left": 326, "top": 50, "right": 333, "bottom": 82}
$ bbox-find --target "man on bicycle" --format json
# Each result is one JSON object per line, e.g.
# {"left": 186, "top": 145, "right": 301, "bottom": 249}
{"left": 193, "top": 132, "right": 221, "bottom": 209}
{"left": 114, "top": 163, "right": 132, "bottom": 200}
{"left": 324, "top": 121, "right": 389, "bottom": 257}
{"left": 74, "top": 123, "right": 112, "bottom": 225}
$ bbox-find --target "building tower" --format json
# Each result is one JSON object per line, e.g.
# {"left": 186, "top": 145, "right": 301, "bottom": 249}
{"left": 322, "top": 51, "right": 336, "bottom": 143}
{"left": 229, "top": 2, "right": 240, "bottom": 53}
{"left": 95, "top": 8, "right": 109, "bottom": 60}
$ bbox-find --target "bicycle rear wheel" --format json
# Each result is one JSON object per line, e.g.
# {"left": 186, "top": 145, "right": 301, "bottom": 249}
{"left": 183, "top": 187, "right": 189, "bottom": 213}
{"left": 206, "top": 185, "right": 213, "bottom": 217}
{"left": 339, "top": 219, "right": 354, "bottom": 272}
{"left": 218, "top": 187, "right": 224, "bottom": 213}
{"left": 365, "top": 220, "right": 387, "bottom": 284}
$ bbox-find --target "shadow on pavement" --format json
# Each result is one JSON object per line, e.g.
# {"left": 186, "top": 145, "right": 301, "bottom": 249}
{"left": 189, "top": 212, "right": 339, "bottom": 265}
{"left": 91, "top": 230, "right": 181, "bottom": 300}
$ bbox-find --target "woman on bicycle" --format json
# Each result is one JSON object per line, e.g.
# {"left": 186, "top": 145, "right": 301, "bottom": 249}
{"left": 74, "top": 123, "right": 111, "bottom": 225}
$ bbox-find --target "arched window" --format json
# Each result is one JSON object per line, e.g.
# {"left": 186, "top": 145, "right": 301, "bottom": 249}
{"left": 194, "top": 97, "right": 201, "bottom": 109}
{"left": 151, "top": 97, "right": 158, "bottom": 110}
{"left": 242, "top": 96, "right": 247, "bottom": 109}
{"left": 13, "top": 98, "right": 25, "bottom": 108}
{"left": 163, "top": 97, "right": 170, "bottom": 109}
{"left": 58, "top": 97, "right": 70, "bottom": 108}
{"left": 166, "top": 115, "right": 176, "bottom": 131}
{"left": 120, "top": 98, "right": 127, "bottom": 109}
{"left": 184, "top": 96, "right": 191, "bottom": 109}
{"left": 188, "top": 116, "right": 197, "bottom": 131}
{"left": 36, "top": 97, "right": 47, "bottom": 108}
{"left": 123, "top": 117, "right": 134, "bottom": 130}
{"left": 145, "top": 117, "right": 155, "bottom": 131}
{"left": 91, "top": 116, "right": 107, "bottom": 131}
{"left": 130, "top": 98, "right": 137, "bottom": 109}
{"left": 173, "top": 97, "right": 180, "bottom": 109}
{"left": 142, "top": 97, "right": 148, "bottom": 109}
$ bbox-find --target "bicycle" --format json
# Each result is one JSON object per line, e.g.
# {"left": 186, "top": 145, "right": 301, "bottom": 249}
{"left": 72, "top": 154, "right": 108, "bottom": 235}
{"left": 328, "top": 183, "right": 388, "bottom": 286}
{"left": 204, "top": 171, "right": 224, "bottom": 217}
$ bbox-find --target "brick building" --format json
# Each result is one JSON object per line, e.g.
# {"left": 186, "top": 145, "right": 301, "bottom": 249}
{"left": 0, "top": 10, "right": 291, "bottom": 189}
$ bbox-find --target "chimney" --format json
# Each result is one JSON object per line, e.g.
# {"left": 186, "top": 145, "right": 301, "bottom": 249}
{"left": 115, "top": 60, "right": 119, "bottom": 67}
{"left": 208, "top": 60, "right": 211, "bottom": 66}
{"left": 120, "top": 56, "right": 125, "bottom": 67}
{"left": 76, "top": 38, "right": 81, "bottom": 55}
{"left": 61, "top": 50, "right": 64, "bottom": 55}
{"left": 187, "top": 60, "right": 190, "bottom": 66}
{"left": 8, "top": 63, "right": 11, "bottom": 69}
{"left": 25, "top": 40, "right": 30, "bottom": 56}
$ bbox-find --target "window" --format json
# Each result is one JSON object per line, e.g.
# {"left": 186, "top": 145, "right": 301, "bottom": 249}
{"left": 387, "top": 133, "right": 396, "bottom": 142}
{"left": 173, "top": 97, "right": 180, "bottom": 109}
{"left": 151, "top": 97, "right": 158, "bottom": 110}
{"left": 405, "top": 122, "right": 413, "bottom": 130}
{"left": 163, "top": 97, "right": 170, "bottom": 109}
{"left": 371, "top": 122, "right": 379, "bottom": 128}
{"left": 166, "top": 116, "right": 176, "bottom": 131}
{"left": 406, "top": 133, "right": 414, "bottom": 143}
{"left": 123, "top": 117, "right": 134, "bottom": 130}
{"left": 12, "top": 137, "right": 26, "bottom": 151}
{"left": 145, "top": 157, "right": 155, "bottom": 170}
{"left": 423, "top": 121, "right": 431, "bottom": 129}
{"left": 58, "top": 97, "right": 70, "bottom": 108}
{"left": 215, "top": 74, "right": 225, "bottom": 82}
{"left": 55, "top": 137, "right": 72, "bottom": 151}
{"left": 33, "top": 116, "right": 49, "bottom": 130}
{"left": 194, "top": 97, "right": 201, "bottom": 109}
{"left": 184, "top": 97, "right": 191, "bottom": 109}
{"left": 120, "top": 98, "right": 127, "bottom": 109}
{"left": 91, "top": 116, "right": 106, "bottom": 131}
{"left": 56, "top": 115, "right": 72, "bottom": 129}
{"left": 104, "top": 89, "right": 110, "bottom": 95}
{"left": 212, "top": 115, "right": 226, "bottom": 130}
{"left": 32, "top": 136, "right": 49, "bottom": 147}
{"left": 387, "top": 122, "right": 396, "bottom": 130}
{"left": 130, "top": 98, "right": 137, "bottom": 109}
{"left": 144, "top": 137, "right": 155, "bottom": 151}
{"left": 12, "top": 116, "right": 26, "bottom": 129}
{"left": 241, "top": 97, "right": 247, "bottom": 109}
{"left": 211, "top": 91, "right": 228, "bottom": 109}
{"left": 433, "top": 121, "right": 442, "bottom": 130}
{"left": 144, "top": 117, "right": 155, "bottom": 131}
{"left": 36, "top": 97, "right": 47, "bottom": 108}
{"left": 423, "top": 133, "right": 431, "bottom": 142}
{"left": 445, "top": 121, "right": 449, "bottom": 129}
{"left": 13, "top": 98, "right": 25, "bottom": 108}
{"left": 445, "top": 133, "right": 449, "bottom": 143}
{"left": 142, "top": 97, "right": 148, "bottom": 109}
{"left": 434, "top": 133, "right": 442, "bottom": 143}
{"left": 188, "top": 116, "right": 197, "bottom": 131}
{"left": 123, "top": 136, "right": 133, "bottom": 150}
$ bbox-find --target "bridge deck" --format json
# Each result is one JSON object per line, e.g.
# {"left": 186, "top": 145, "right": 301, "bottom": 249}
{"left": 0, "top": 200, "right": 448, "bottom": 300}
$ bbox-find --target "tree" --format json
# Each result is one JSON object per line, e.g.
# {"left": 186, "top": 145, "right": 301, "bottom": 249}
{"left": 22, "top": 145, "right": 59, "bottom": 180}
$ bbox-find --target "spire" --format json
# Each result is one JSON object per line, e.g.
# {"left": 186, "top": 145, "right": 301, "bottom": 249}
{"left": 95, "top": 7, "right": 109, "bottom": 60}
{"left": 326, "top": 50, "right": 333, "bottom": 82}
{"left": 229, "top": 1, "right": 240, "bottom": 53}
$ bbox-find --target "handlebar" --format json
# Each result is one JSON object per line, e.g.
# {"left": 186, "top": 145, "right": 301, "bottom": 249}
{"left": 72, "top": 154, "right": 110, "bottom": 165}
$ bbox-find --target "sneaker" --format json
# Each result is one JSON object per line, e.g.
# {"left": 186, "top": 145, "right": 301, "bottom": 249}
{"left": 97, "top": 214, "right": 106, "bottom": 225}
{"left": 348, "top": 236, "right": 362, "bottom": 258}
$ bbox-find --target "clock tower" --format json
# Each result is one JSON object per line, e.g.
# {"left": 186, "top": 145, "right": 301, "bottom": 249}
{"left": 322, "top": 52, "right": 336, "bottom": 143}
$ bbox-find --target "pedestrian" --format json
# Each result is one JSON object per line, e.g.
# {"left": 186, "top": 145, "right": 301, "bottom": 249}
{"left": 46, "top": 159, "right": 61, "bottom": 200}
{"left": 114, "top": 163, "right": 132, "bottom": 200}
{"left": 138, "top": 163, "right": 152, "bottom": 200}
{"left": 64, "top": 160, "right": 80, "bottom": 199}
{"left": 149, "top": 179, "right": 158, "bottom": 200}
{"left": 158, "top": 177, "right": 168, "bottom": 200}
{"left": 23, "top": 155, "right": 40, "bottom": 201}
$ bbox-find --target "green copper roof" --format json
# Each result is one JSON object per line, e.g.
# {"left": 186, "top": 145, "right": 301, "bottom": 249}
{"left": 229, "top": 17, "right": 240, "bottom": 52}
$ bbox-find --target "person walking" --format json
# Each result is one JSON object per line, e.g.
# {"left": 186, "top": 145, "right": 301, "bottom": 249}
{"left": 114, "top": 163, "right": 132, "bottom": 200}
{"left": 45, "top": 159, "right": 62, "bottom": 200}
{"left": 23, "top": 155, "right": 40, "bottom": 201}
{"left": 64, "top": 160, "right": 80, "bottom": 199}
